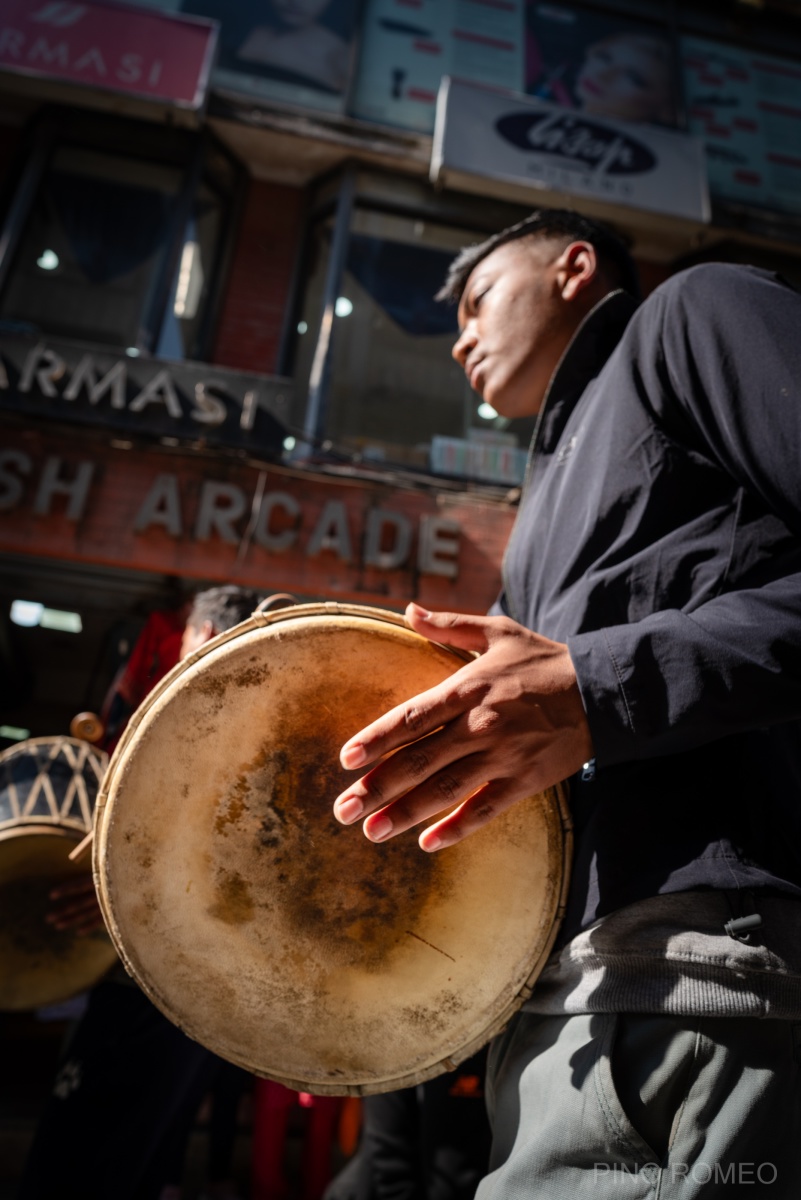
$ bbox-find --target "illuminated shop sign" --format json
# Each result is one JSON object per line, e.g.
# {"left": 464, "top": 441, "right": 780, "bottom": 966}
{"left": 431, "top": 78, "right": 710, "bottom": 222}
{"left": 0, "top": 335, "right": 290, "bottom": 453}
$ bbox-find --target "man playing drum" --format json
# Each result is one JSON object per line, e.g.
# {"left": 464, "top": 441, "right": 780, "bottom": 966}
{"left": 333, "top": 210, "right": 801, "bottom": 1196}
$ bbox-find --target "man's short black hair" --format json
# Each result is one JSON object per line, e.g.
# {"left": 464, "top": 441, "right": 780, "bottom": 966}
{"left": 187, "top": 586, "right": 263, "bottom": 636}
{"left": 437, "top": 208, "right": 641, "bottom": 305}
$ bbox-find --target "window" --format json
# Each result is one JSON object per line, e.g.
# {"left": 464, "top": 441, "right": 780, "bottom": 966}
{"left": 154, "top": 179, "right": 228, "bottom": 361}
{"left": 291, "top": 184, "right": 535, "bottom": 486}
{"left": 0, "top": 113, "right": 240, "bottom": 362}
{"left": 1, "top": 147, "right": 183, "bottom": 351}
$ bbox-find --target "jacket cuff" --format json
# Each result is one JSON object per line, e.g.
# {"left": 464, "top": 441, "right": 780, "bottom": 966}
{"left": 567, "top": 628, "right": 638, "bottom": 766}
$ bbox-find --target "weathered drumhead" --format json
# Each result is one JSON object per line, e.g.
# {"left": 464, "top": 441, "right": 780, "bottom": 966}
{"left": 95, "top": 605, "right": 570, "bottom": 1095}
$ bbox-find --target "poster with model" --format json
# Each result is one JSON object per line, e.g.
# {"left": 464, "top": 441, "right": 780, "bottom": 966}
{"left": 525, "top": 2, "right": 676, "bottom": 127}
{"left": 351, "top": 0, "right": 524, "bottom": 133}
{"left": 683, "top": 35, "right": 801, "bottom": 216}
{"left": 179, "top": 0, "right": 363, "bottom": 113}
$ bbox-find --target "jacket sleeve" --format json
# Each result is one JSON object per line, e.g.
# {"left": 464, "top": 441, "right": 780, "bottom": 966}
{"left": 567, "top": 265, "right": 801, "bottom": 765}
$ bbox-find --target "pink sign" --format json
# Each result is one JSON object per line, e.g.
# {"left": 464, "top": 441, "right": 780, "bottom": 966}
{"left": 0, "top": 1, "right": 217, "bottom": 109}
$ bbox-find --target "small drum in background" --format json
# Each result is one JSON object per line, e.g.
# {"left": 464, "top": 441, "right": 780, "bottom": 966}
{"left": 0, "top": 736, "right": 117, "bottom": 1010}
{"left": 95, "top": 603, "right": 571, "bottom": 1096}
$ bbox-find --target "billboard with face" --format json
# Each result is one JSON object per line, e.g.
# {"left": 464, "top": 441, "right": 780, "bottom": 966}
{"left": 525, "top": 3, "right": 677, "bottom": 128}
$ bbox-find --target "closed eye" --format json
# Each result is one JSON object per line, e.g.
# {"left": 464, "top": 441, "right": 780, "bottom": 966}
{"left": 470, "top": 286, "right": 489, "bottom": 312}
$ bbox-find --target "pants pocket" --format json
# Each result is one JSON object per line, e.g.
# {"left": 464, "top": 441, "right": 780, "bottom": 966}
{"left": 596, "top": 1013, "right": 700, "bottom": 1166}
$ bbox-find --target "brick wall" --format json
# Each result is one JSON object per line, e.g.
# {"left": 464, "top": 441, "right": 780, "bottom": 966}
{"left": 212, "top": 178, "right": 305, "bottom": 376}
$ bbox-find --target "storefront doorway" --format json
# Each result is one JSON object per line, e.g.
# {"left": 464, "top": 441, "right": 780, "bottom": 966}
{"left": 0, "top": 554, "right": 194, "bottom": 751}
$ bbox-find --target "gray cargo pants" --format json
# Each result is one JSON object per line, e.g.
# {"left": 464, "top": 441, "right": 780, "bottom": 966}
{"left": 477, "top": 1011, "right": 801, "bottom": 1198}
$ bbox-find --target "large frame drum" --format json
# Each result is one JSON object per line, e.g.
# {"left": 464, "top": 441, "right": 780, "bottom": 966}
{"left": 94, "top": 604, "right": 572, "bottom": 1095}
{"left": 0, "top": 736, "right": 116, "bottom": 1010}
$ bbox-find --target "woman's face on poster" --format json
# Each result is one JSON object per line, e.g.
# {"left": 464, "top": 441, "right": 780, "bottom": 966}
{"left": 574, "top": 34, "right": 672, "bottom": 124}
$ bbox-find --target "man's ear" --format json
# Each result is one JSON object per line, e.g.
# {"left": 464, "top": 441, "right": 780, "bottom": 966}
{"left": 197, "top": 619, "right": 216, "bottom": 646}
{"left": 556, "top": 241, "right": 599, "bottom": 301}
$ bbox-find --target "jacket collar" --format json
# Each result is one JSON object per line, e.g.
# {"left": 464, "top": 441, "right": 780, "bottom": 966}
{"left": 534, "top": 289, "right": 639, "bottom": 455}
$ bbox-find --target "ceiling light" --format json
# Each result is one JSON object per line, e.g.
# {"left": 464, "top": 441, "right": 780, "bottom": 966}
{"left": 0, "top": 725, "right": 30, "bottom": 741}
{"left": 36, "top": 249, "right": 59, "bottom": 271}
{"left": 10, "top": 600, "right": 43, "bottom": 627}
{"left": 40, "top": 608, "right": 82, "bottom": 633}
{"left": 9, "top": 600, "right": 81, "bottom": 632}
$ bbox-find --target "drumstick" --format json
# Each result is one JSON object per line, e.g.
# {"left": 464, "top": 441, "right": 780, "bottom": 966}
{"left": 69, "top": 829, "right": 94, "bottom": 863}
{"left": 66, "top": 712, "right": 104, "bottom": 863}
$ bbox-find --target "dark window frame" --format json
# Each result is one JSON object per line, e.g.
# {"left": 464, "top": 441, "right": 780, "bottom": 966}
{"left": 287, "top": 165, "right": 536, "bottom": 473}
{"left": 0, "top": 106, "right": 246, "bottom": 362}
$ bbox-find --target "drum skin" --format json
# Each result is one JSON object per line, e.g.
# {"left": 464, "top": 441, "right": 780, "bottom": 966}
{"left": 95, "top": 604, "right": 571, "bottom": 1096}
{"left": 0, "top": 736, "right": 116, "bottom": 1010}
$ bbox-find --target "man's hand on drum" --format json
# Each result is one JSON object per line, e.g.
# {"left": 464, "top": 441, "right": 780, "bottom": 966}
{"left": 335, "top": 603, "right": 593, "bottom": 851}
{"left": 46, "top": 874, "right": 105, "bottom": 935}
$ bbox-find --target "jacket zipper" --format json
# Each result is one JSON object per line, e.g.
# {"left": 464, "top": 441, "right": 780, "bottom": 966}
{"left": 499, "top": 290, "right": 626, "bottom": 625}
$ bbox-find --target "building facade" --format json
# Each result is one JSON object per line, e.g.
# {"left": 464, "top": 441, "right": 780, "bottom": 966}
{"left": 2, "top": 0, "right": 801, "bottom": 743}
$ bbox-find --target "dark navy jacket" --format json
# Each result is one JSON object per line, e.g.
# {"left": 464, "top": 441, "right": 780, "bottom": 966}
{"left": 495, "top": 264, "right": 801, "bottom": 939}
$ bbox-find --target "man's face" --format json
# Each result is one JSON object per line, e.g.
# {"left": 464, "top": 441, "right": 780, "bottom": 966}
{"left": 452, "top": 239, "right": 584, "bottom": 420}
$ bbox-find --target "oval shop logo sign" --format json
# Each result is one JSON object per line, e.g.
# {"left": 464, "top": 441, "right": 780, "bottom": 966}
{"left": 495, "top": 111, "right": 656, "bottom": 176}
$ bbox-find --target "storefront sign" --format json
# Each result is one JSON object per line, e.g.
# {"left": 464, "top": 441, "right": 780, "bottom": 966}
{"left": 683, "top": 35, "right": 801, "bottom": 217}
{"left": 430, "top": 435, "right": 527, "bottom": 487}
{"left": 352, "top": 0, "right": 525, "bottom": 134}
{"left": 0, "top": 432, "right": 517, "bottom": 611}
{"left": 0, "top": 450, "right": 459, "bottom": 576}
{"left": 431, "top": 78, "right": 710, "bottom": 222}
{"left": 0, "top": 334, "right": 290, "bottom": 453}
{"left": 0, "top": 1, "right": 217, "bottom": 109}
